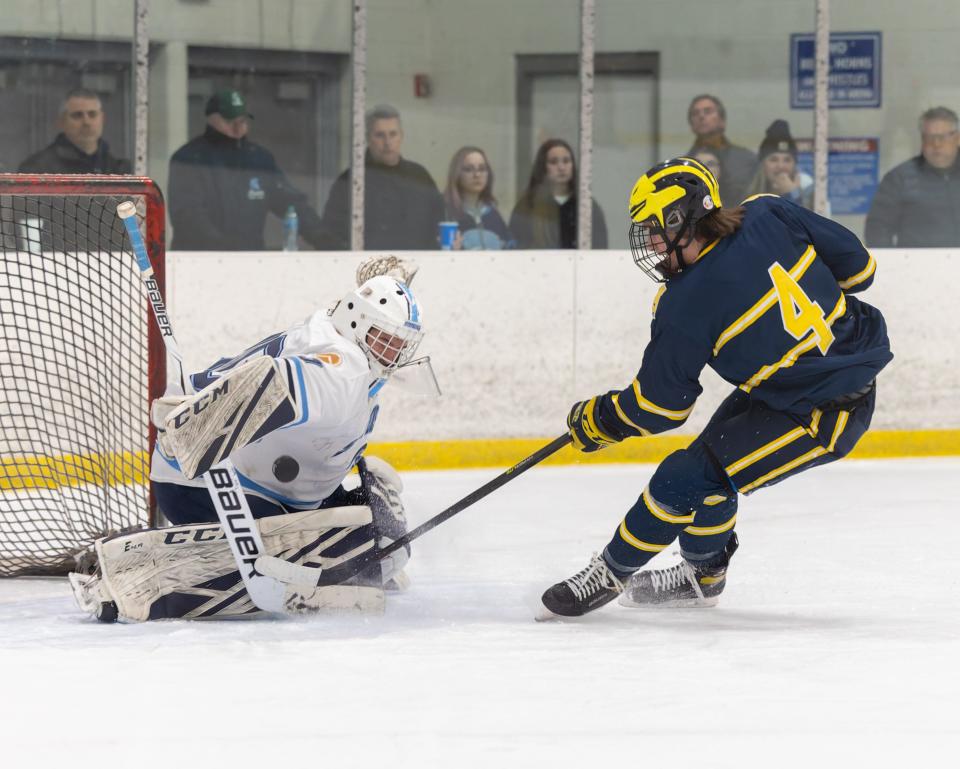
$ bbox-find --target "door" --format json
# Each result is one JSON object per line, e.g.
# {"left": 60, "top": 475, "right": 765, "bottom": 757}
{"left": 518, "top": 53, "right": 658, "bottom": 249}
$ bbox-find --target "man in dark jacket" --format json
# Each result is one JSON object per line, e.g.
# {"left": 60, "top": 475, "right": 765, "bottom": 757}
{"left": 865, "top": 106, "right": 960, "bottom": 247}
{"left": 19, "top": 88, "right": 131, "bottom": 174}
{"left": 17, "top": 88, "right": 130, "bottom": 253}
{"left": 686, "top": 94, "right": 757, "bottom": 206}
{"left": 168, "top": 90, "right": 332, "bottom": 251}
{"left": 320, "top": 104, "right": 443, "bottom": 250}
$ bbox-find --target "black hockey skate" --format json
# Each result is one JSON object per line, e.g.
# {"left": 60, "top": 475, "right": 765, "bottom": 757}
{"left": 619, "top": 532, "right": 739, "bottom": 608}
{"left": 538, "top": 553, "right": 625, "bottom": 619}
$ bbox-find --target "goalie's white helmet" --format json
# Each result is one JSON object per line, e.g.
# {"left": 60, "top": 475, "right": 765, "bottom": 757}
{"left": 330, "top": 276, "right": 424, "bottom": 378}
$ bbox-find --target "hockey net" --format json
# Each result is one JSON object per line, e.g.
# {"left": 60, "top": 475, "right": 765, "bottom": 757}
{"left": 0, "top": 175, "right": 165, "bottom": 576}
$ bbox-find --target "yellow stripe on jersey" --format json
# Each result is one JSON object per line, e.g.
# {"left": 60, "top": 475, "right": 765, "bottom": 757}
{"left": 838, "top": 251, "right": 877, "bottom": 290}
{"left": 724, "top": 425, "right": 808, "bottom": 476}
{"left": 693, "top": 238, "right": 721, "bottom": 264}
{"left": 827, "top": 410, "right": 850, "bottom": 452}
{"left": 684, "top": 514, "right": 737, "bottom": 536}
{"left": 703, "top": 494, "right": 728, "bottom": 506}
{"left": 741, "top": 193, "right": 780, "bottom": 204}
{"left": 713, "top": 245, "right": 817, "bottom": 356}
{"left": 612, "top": 393, "right": 651, "bottom": 436}
{"left": 738, "top": 446, "right": 828, "bottom": 493}
{"left": 618, "top": 519, "right": 669, "bottom": 552}
{"left": 642, "top": 487, "right": 695, "bottom": 524}
{"left": 651, "top": 284, "right": 667, "bottom": 318}
{"left": 630, "top": 380, "right": 695, "bottom": 421}
{"left": 808, "top": 408, "right": 823, "bottom": 438}
{"left": 740, "top": 293, "right": 846, "bottom": 393}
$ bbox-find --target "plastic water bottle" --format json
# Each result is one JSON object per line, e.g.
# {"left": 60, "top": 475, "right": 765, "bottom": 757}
{"left": 282, "top": 205, "right": 299, "bottom": 251}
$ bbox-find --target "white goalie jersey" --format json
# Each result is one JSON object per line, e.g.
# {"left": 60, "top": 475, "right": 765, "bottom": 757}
{"left": 151, "top": 311, "right": 381, "bottom": 508}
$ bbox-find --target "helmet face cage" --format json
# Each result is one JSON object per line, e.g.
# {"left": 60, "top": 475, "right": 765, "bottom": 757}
{"left": 629, "top": 220, "right": 670, "bottom": 283}
{"left": 365, "top": 322, "right": 422, "bottom": 373}
{"left": 628, "top": 208, "right": 694, "bottom": 283}
{"left": 627, "top": 157, "right": 720, "bottom": 283}
{"left": 330, "top": 276, "right": 424, "bottom": 378}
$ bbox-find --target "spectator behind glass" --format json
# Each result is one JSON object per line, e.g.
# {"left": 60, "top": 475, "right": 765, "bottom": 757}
{"left": 687, "top": 94, "right": 757, "bottom": 205}
{"left": 691, "top": 149, "right": 722, "bottom": 185}
{"left": 320, "top": 104, "right": 443, "bottom": 250}
{"left": 168, "top": 90, "right": 331, "bottom": 251}
{"left": 865, "top": 106, "right": 960, "bottom": 247}
{"left": 19, "top": 88, "right": 131, "bottom": 174}
{"left": 745, "top": 120, "right": 814, "bottom": 209}
{"left": 443, "top": 146, "right": 514, "bottom": 249}
{"left": 509, "top": 138, "right": 608, "bottom": 249}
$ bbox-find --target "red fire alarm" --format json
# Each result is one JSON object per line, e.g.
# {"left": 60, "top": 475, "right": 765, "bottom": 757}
{"left": 414, "top": 73, "right": 432, "bottom": 98}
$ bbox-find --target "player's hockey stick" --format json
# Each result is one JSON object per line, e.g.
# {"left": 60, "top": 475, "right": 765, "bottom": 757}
{"left": 117, "top": 201, "right": 287, "bottom": 614}
{"left": 256, "top": 433, "right": 573, "bottom": 587}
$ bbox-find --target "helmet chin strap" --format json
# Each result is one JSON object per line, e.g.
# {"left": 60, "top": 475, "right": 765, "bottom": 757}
{"left": 661, "top": 214, "right": 695, "bottom": 276}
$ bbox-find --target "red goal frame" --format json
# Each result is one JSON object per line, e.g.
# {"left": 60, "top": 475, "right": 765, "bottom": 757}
{"left": 0, "top": 174, "right": 166, "bottom": 527}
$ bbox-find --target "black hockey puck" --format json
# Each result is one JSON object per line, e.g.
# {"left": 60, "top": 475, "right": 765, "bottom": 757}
{"left": 97, "top": 601, "right": 119, "bottom": 623}
{"left": 272, "top": 455, "right": 300, "bottom": 482}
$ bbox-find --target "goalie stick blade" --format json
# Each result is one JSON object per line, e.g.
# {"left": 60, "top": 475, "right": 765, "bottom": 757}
{"left": 255, "top": 555, "right": 323, "bottom": 587}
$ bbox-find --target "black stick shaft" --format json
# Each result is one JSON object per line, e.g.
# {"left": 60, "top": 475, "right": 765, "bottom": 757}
{"left": 320, "top": 434, "right": 572, "bottom": 584}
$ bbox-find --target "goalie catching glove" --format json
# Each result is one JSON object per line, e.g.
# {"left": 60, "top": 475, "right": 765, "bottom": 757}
{"left": 567, "top": 394, "right": 628, "bottom": 453}
{"left": 355, "top": 254, "right": 419, "bottom": 286}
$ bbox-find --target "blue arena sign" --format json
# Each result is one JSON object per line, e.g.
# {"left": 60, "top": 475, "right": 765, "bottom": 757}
{"left": 790, "top": 32, "right": 882, "bottom": 109}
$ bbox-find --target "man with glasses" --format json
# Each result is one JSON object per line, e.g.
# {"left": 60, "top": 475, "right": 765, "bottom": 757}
{"left": 865, "top": 106, "right": 960, "bottom": 247}
{"left": 19, "top": 88, "right": 131, "bottom": 174}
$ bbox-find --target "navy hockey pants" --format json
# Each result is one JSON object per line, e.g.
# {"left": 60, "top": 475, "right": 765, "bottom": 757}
{"left": 603, "top": 383, "right": 876, "bottom": 575}
{"left": 154, "top": 481, "right": 361, "bottom": 526}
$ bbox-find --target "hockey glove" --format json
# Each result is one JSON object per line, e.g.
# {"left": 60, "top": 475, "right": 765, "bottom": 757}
{"left": 567, "top": 396, "right": 623, "bottom": 453}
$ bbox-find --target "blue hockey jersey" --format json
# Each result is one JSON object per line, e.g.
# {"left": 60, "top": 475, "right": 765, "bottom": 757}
{"left": 599, "top": 194, "right": 893, "bottom": 437}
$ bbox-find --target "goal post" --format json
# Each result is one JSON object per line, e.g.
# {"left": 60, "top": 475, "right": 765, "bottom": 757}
{"left": 0, "top": 175, "right": 166, "bottom": 576}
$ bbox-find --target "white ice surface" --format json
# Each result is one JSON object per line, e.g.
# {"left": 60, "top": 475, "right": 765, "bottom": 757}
{"left": 2, "top": 459, "right": 958, "bottom": 768}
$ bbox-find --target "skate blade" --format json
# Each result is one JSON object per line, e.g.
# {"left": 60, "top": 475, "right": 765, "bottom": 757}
{"left": 618, "top": 593, "right": 719, "bottom": 609}
{"left": 534, "top": 603, "right": 561, "bottom": 622}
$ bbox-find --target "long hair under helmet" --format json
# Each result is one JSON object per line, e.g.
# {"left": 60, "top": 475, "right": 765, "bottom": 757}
{"left": 627, "top": 156, "right": 722, "bottom": 282}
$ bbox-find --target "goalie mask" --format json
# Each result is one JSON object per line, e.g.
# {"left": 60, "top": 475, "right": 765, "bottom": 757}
{"left": 628, "top": 157, "right": 721, "bottom": 283}
{"left": 330, "top": 276, "right": 424, "bottom": 378}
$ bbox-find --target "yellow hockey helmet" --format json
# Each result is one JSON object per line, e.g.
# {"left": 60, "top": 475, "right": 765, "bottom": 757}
{"left": 627, "top": 157, "right": 721, "bottom": 282}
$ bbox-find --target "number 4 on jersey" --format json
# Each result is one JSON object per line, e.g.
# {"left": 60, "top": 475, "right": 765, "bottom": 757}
{"left": 768, "top": 262, "right": 834, "bottom": 355}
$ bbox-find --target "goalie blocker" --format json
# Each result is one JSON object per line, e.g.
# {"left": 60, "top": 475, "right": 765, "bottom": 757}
{"left": 158, "top": 356, "right": 297, "bottom": 480}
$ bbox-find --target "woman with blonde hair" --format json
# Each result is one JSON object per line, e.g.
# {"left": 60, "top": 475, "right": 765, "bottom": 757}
{"left": 745, "top": 120, "right": 814, "bottom": 209}
{"left": 443, "top": 146, "right": 513, "bottom": 249}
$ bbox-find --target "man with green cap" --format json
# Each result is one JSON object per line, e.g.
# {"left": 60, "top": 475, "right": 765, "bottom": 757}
{"left": 168, "top": 89, "right": 333, "bottom": 250}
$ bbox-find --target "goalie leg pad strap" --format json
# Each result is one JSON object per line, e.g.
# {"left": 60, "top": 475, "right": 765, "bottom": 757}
{"left": 70, "top": 506, "right": 381, "bottom": 622}
{"left": 163, "top": 356, "right": 297, "bottom": 479}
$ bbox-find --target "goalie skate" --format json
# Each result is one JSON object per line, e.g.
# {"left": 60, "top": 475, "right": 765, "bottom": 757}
{"left": 162, "top": 356, "right": 296, "bottom": 479}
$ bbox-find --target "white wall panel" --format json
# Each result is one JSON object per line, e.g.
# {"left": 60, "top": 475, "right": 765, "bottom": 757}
{"left": 167, "top": 249, "right": 959, "bottom": 441}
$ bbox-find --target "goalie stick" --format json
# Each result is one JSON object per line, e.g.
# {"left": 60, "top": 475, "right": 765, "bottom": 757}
{"left": 118, "top": 201, "right": 287, "bottom": 614}
{"left": 256, "top": 433, "right": 573, "bottom": 587}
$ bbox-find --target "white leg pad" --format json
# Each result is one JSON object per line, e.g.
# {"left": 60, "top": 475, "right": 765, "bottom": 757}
{"left": 69, "top": 506, "right": 382, "bottom": 622}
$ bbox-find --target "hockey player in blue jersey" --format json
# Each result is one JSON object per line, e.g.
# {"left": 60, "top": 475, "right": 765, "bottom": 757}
{"left": 540, "top": 157, "right": 892, "bottom": 619}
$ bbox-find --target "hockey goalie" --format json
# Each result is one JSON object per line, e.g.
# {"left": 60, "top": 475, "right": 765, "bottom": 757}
{"left": 70, "top": 257, "right": 436, "bottom": 622}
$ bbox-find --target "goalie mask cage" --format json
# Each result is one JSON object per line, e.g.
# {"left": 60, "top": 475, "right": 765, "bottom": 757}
{"left": 0, "top": 175, "right": 165, "bottom": 576}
